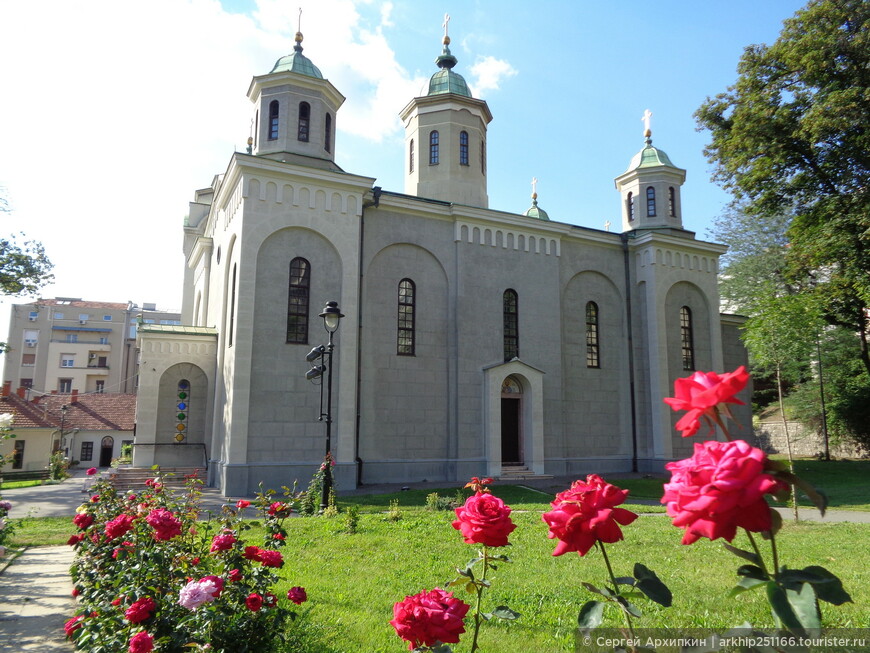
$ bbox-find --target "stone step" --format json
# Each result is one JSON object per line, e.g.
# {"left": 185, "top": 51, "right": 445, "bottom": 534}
{"left": 107, "top": 467, "right": 206, "bottom": 492}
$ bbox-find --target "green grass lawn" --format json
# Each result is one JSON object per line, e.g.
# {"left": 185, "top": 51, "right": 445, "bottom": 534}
{"left": 0, "top": 479, "right": 47, "bottom": 490}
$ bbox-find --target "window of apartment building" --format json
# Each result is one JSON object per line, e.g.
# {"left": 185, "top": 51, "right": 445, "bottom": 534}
{"left": 79, "top": 313, "right": 89, "bottom": 322}
{"left": 28, "top": 311, "right": 38, "bottom": 321}
{"left": 66, "top": 334, "right": 78, "bottom": 343}
{"left": 21, "top": 353, "right": 35, "bottom": 366}
{"left": 61, "top": 354, "right": 75, "bottom": 368}
{"left": 100, "top": 336, "right": 109, "bottom": 344}
{"left": 20, "top": 378, "right": 32, "bottom": 389}
{"left": 80, "top": 441, "right": 94, "bottom": 462}
{"left": 95, "top": 380, "right": 105, "bottom": 393}
{"left": 59, "top": 379, "right": 72, "bottom": 393}
{"left": 54, "top": 312, "right": 64, "bottom": 319}
{"left": 103, "top": 315, "right": 112, "bottom": 321}
{"left": 12, "top": 441, "right": 24, "bottom": 469}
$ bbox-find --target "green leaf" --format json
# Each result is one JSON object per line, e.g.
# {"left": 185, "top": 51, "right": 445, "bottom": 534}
{"left": 722, "top": 543, "right": 762, "bottom": 565}
{"left": 728, "top": 575, "right": 768, "bottom": 598}
{"left": 786, "top": 582, "right": 821, "bottom": 632}
{"left": 577, "top": 600, "right": 604, "bottom": 631}
{"left": 774, "top": 471, "right": 828, "bottom": 516}
{"left": 632, "top": 563, "right": 672, "bottom": 607}
{"left": 800, "top": 566, "right": 853, "bottom": 605}
{"left": 581, "top": 582, "right": 613, "bottom": 598}
{"left": 765, "top": 581, "right": 803, "bottom": 632}
{"left": 616, "top": 596, "right": 643, "bottom": 618}
{"left": 736, "top": 564, "right": 769, "bottom": 581}
{"left": 614, "top": 576, "right": 635, "bottom": 585}
{"left": 491, "top": 606, "right": 521, "bottom": 620}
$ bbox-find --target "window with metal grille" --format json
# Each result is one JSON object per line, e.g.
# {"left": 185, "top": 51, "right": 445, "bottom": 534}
{"left": 80, "top": 441, "right": 93, "bottom": 462}
{"left": 298, "top": 102, "right": 310, "bottom": 142}
{"left": 269, "top": 101, "right": 279, "bottom": 140}
{"left": 324, "top": 113, "right": 332, "bottom": 152}
{"left": 397, "top": 279, "right": 416, "bottom": 356}
{"left": 586, "top": 302, "right": 600, "bottom": 368}
{"left": 647, "top": 186, "right": 656, "bottom": 217}
{"left": 429, "top": 130, "right": 439, "bottom": 165}
{"left": 680, "top": 306, "right": 695, "bottom": 370}
{"left": 503, "top": 289, "right": 519, "bottom": 361}
{"left": 287, "top": 258, "right": 310, "bottom": 344}
{"left": 459, "top": 131, "right": 469, "bottom": 165}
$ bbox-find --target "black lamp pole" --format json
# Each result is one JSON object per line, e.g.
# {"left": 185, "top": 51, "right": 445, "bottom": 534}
{"left": 305, "top": 301, "right": 344, "bottom": 513}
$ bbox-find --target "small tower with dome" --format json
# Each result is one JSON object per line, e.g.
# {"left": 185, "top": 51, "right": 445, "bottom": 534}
{"left": 246, "top": 17, "right": 344, "bottom": 166}
{"left": 614, "top": 110, "right": 687, "bottom": 232}
{"left": 399, "top": 15, "right": 493, "bottom": 208}
{"left": 524, "top": 177, "right": 550, "bottom": 221}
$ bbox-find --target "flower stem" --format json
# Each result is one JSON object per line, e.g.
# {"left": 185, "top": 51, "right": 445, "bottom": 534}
{"left": 598, "top": 541, "right": 635, "bottom": 639}
{"left": 744, "top": 530, "right": 771, "bottom": 580}
{"left": 469, "top": 547, "right": 489, "bottom": 653}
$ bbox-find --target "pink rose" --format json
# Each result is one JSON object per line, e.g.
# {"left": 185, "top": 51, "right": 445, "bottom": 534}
{"left": 390, "top": 588, "right": 470, "bottom": 651}
{"left": 542, "top": 475, "right": 638, "bottom": 557}
{"left": 228, "top": 568, "right": 242, "bottom": 582}
{"left": 73, "top": 513, "right": 94, "bottom": 530}
{"left": 452, "top": 491, "right": 516, "bottom": 547}
{"left": 236, "top": 499, "right": 251, "bottom": 509}
{"left": 124, "top": 597, "right": 155, "bottom": 624}
{"left": 662, "top": 439, "right": 786, "bottom": 544}
{"left": 200, "top": 575, "right": 224, "bottom": 597}
{"left": 287, "top": 586, "right": 307, "bottom": 605}
{"left": 146, "top": 508, "right": 182, "bottom": 540}
{"left": 178, "top": 578, "right": 219, "bottom": 610}
{"left": 245, "top": 593, "right": 263, "bottom": 611}
{"left": 128, "top": 630, "right": 154, "bottom": 653}
{"left": 258, "top": 549, "right": 284, "bottom": 568}
{"left": 64, "top": 615, "right": 85, "bottom": 638}
{"left": 664, "top": 366, "right": 749, "bottom": 438}
{"left": 86, "top": 467, "right": 97, "bottom": 476}
{"left": 209, "top": 533, "right": 236, "bottom": 552}
{"left": 105, "top": 514, "right": 135, "bottom": 540}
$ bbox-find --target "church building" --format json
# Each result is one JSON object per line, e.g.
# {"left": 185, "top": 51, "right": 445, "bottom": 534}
{"left": 132, "top": 26, "right": 748, "bottom": 496}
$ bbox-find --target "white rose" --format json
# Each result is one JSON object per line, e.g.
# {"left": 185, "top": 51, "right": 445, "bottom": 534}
{"left": 0, "top": 413, "right": 13, "bottom": 429}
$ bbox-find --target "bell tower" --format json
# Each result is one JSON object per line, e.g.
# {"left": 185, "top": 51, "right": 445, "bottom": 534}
{"left": 399, "top": 15, "right": 492, "bottom": 208}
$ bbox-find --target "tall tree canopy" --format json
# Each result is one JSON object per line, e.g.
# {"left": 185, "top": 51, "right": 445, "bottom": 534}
{"left": 0, "top": 189, "right": 54, "bottom": 296}
{"left": 696, "top": 0, "right": 870, "bottom": 375}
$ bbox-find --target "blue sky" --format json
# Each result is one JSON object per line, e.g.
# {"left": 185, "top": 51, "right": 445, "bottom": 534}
{"left": 0, "top": 0, "right": 807, "bottom": 318}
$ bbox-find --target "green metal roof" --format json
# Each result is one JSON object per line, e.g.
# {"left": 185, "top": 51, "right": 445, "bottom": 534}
{"left": 427, "top": 43, "right": 471, "bottom": 97}
{"left": 524, "top": 198, "right": 550, "bottom": 221}
{"left": 270, "top": 40, "right": 323, "bottom": 79}
{"left": 625, "top": 138, "right": 677, "bottom": 171}
{"left": 137, "top": 325, "right": 217, "bottom": 337}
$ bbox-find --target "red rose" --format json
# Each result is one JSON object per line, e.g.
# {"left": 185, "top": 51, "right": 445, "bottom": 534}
{"left": 66, "top": 533, "right": 85, "bottom": 546}
{"left": 112, "top": 598, "right": 121, "bottom": 606}
{"left": 664, "top": 366, "right": 749, "bottom": 438}
{"left": 105, "top": 514, "right": 135, "bottom": 540}
{"left": 245, "top": 593, "right": 263, "bottom": 611}
{"left": 451, "top": 491, "right": 516, "bottom": 547}
{"left": 390, "top": 588, "right": 470, "bottom": 651}
{"left": 124, "top": 597, "right": 156, "bottom": 624}
{"left": 236, "top": 499, "right": 251, "bottom": 509}
{"left": 209, "top": 533, "right": 236, "bottom": 552}
{"left": 128, "top": 630, "right": 154, "bottom": 653}
{"left": 64, "top": 615, "right": 85, "bottom": 638}
{"left": 71, "top": 588, "right": 80, "bottom": 597}
{"left": 542, "top": 475, "right": 638, "bottom": 557}
{"left": 91, "top": 495, "right": 100, "bottom": 502}
{"left": 258, "top": 549, "right": 284, "bottom": 568}
{"left": 268, "top": 501, "right": 292, "bottom": 518}
{"left": 228, "top": 568, "right": 242, "bottom": 582}
{"left": 287, "top": 586, "right": 307, "bottom": 605}
{"left": 73, "top": 513, "right": 94, "bottom": 530}
{"left": 86, "top": 467, "right": 97, "bottom": 476}
{"left": 662, "top": 439, "right": 786, "bottom": 545}
{"left": 242, "top": 545, "right": 262, "bottom": 561}
{"left": 146, "top": 508, "right": 182, "bottom": 540}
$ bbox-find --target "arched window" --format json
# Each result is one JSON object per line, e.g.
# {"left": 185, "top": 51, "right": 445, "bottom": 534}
{"left": 397, "top": 279, "right": 416, "bottom": 356}
{"left": 646, "top": 186, "right": 656, "bottom": 217}
{"left": 429, "top": 130, "right": 439, "bottom": 165}
{"left": 287, "top": 258, "right": 310, "bottom": 344}
{"left": 228, "top": 264, "right": 237, "bottom": 347}
{"left": 627, "top": 192, "right": 635, "bottom": 221}
{"left": 409, "top": 139, "right": 414, "bottom": 173}
{"left": 324, "top": 113, "right": 332, "bottom": 152}
{"left": 459, "top": 131, "right": 469, "bottom": 165}
{"left": 175, "top": 380, "right": 189, "bottom": 442}
{"left": 503, "top": 289, "right": 519, "bottom": 361}
{"left": 680, "top": 306, "right": 694, "bottom": 370}
{"left": 268, "top": 101, "right": 279, "bottom": 140}
{"left": 298, "top": 102, "right": 310, "bottom": 142}
{"left": 668, "top": 187, "right": 676, "bottom": 217}
{"left": 586, "top": 302, "right": 600, "bottom": 368}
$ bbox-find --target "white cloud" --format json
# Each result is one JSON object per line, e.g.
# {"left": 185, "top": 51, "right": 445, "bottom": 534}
{"left": 469, "top": 55, "right": 518, "bottom": 95}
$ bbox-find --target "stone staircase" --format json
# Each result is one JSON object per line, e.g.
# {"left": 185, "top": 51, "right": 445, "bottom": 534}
{"left": 106, "top": 466, "right": 207, "bottom": 493}
{"left": 496, "top": 465, "right": 553, "bottom": 482}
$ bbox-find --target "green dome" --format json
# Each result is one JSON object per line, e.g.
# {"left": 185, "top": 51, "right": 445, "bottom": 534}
{"left": 524, "top": 197, "right": 550, "bottom": 221}
{"left": 625, "top": 137, "right": 677, "bottom": 171}
{"left": 270, "top": 38, "right": 323, "bottom": 79}
{"left": 427, "top": 42, "right": 471, "bottom": 97}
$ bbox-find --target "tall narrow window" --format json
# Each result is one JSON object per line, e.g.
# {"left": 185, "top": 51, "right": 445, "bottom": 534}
{"left": 480, "top": 140, "right": 486, "bottom": 174}
{"left": 397, "top": 279, "right": 416, "bottom": 356}
{"left": 255, "top": 109, "right": 259, "bottom": 147}
{"left": 680, "top": 306, "right": 695, "bottom": 370}
{"left": 228, "top": 264, "right": 237, "bottom": 347}
{"left": 287, "top": 258, "right": 310, "bottom": 344}
{"left": 503, "top": 289, "right": 519, "bottom": 361}
{"left": 459, "top": 131, "right": 469, "bottom": 165}
{"left": 12, "top": 440, "right": 24, "bottom": 469}
{"left": 80, "top": 441, "right": 93, "bottom": 462}
{"left": 627, "top": 192, "right": 634, "bottom": 221}
{"left": 298, "top": 102, "right": 310, "bottom": 142}
{"left": 586, "top": 302, "right": 600, "bottom": 368}
{"left": 429, "top": 130, "right": 439, "bottom": 165}
{"left": 668, "top": 187, "right": 676, "bottom": 217}
{"left": 324, "top": 113, "right": 332, "bottom": 152}
{"left": 268, "top": 101, "right": 279, "bottom": 140}
{"left": 409, "top": 139, "right": 415, "bottom": 173}
{"left": 646, "top": 186, "right": 656, "bottom": 217}
{"left": 175, "top": 380, "right": 189, "bottom": 442}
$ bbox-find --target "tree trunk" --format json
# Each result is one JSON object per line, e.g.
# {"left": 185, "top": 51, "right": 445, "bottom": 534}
{"left": 776, "top": 364, "right": 799, "bottom": 522}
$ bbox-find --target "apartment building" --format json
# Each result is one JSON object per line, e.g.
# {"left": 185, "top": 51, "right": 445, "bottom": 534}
{"left": 3, "top": 298, "right": 180, "bottom": 397}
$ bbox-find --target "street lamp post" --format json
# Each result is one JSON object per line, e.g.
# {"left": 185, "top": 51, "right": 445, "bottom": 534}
{"left": 305, "top": 300, "right": 344, "bottom": 513}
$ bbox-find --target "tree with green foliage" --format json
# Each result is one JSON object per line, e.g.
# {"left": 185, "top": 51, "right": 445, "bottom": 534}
{"left": 0, "top": 189, "right": 53, "bottom": 297}
{"left": 695, "top": 0, "right": 870, "bottom": 376}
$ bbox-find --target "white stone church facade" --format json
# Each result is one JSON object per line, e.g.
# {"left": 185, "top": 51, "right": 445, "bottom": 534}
{"left": 132, "top": 30, "right": 748, "bottom": 497}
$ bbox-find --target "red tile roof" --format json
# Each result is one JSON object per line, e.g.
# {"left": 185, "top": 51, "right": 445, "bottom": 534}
{"left": 0, "top": 393, "right": 59, "bottom": 429}
{"left": 33, "top": 394, "right": 136, "bottom": 431}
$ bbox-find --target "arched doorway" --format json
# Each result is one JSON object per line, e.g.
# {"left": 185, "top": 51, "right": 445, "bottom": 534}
{"left": 99, "top": 436, "right": 114, "bottom": 467}
{"left": 501, "top": 376, "right": 523, "bottom": 466}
